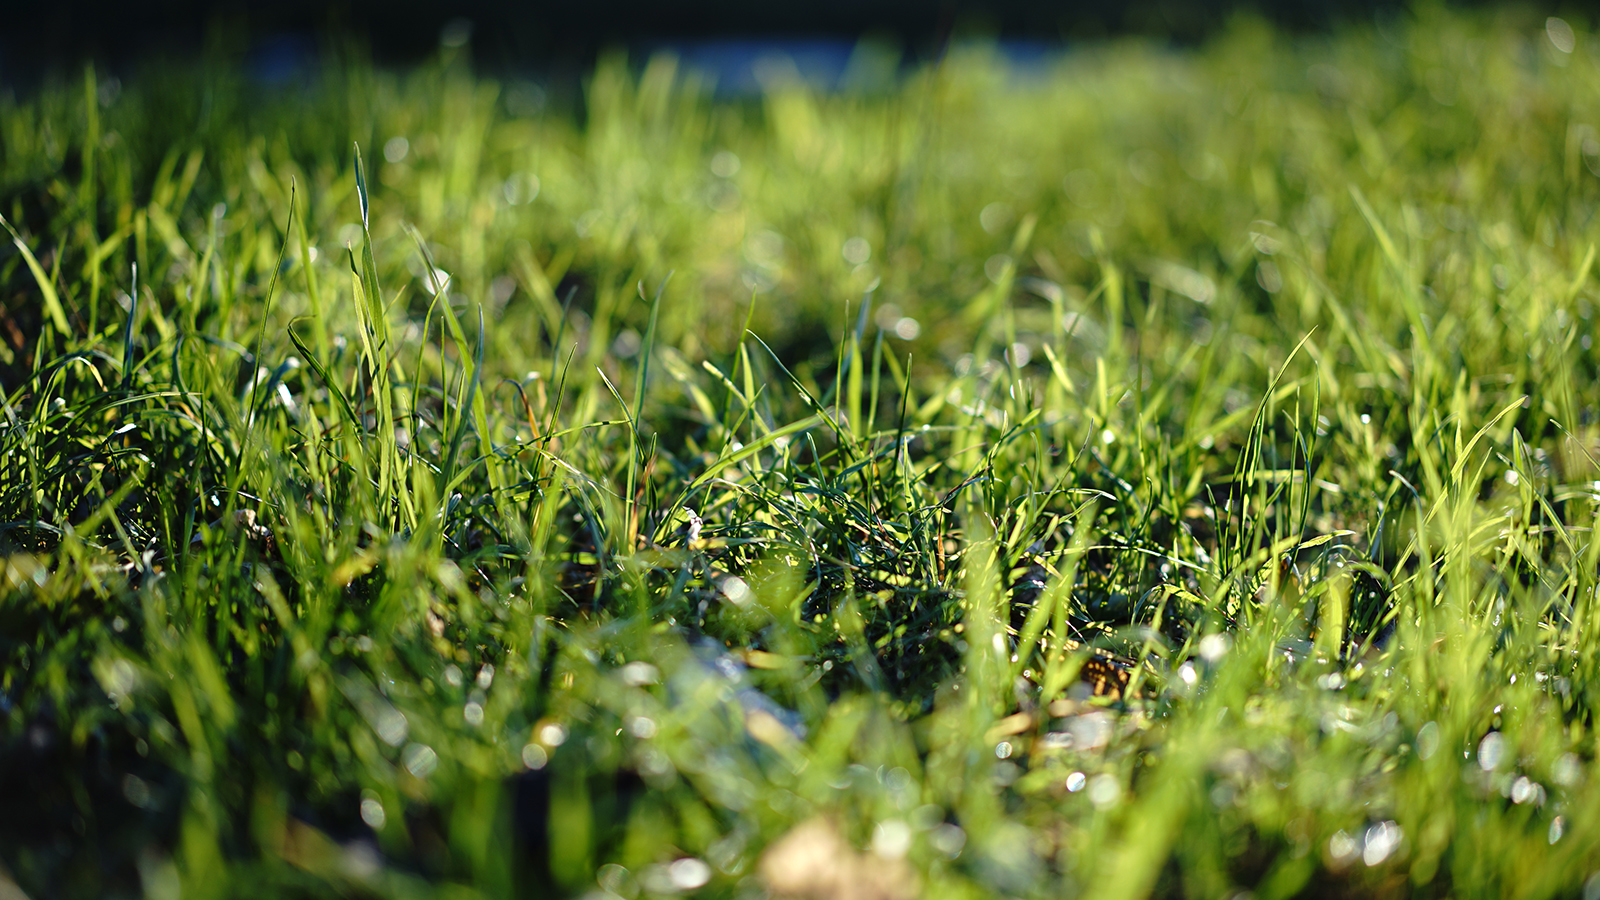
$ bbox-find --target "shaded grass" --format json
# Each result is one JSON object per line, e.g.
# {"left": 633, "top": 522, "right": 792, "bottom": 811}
{"left": 4, "top": 7, "right": 1600, "bottom": 899}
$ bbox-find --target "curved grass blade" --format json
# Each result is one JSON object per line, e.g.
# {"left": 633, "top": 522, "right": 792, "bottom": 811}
{"left": 0, "top": 210, "right": 70, "bottom": 336}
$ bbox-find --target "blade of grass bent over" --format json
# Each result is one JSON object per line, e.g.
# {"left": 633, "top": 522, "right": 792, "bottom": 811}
{"left": 0, "top": 211, "right": 70, "bottom": 336}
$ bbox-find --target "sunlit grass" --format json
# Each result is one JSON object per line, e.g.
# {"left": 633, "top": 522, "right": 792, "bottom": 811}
{"left": 4, "top": 7, "right": 1600, "bottom": 898}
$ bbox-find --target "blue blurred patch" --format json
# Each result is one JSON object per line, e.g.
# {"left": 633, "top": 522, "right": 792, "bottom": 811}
{"left": 248, "top": 33, "right": 316, "bottom": 86}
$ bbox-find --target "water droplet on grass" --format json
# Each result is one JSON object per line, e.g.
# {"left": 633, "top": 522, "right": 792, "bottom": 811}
{"left": 1416, "top": 722, "right": 1439, "bottom": 760}
{"left": 360, "top": 795, "right": 386, "bottom": 829}
{"left": 1478, "top": 732, "right": 1505, "bottom": 771}
{"left": 720, "top": 575, "right": 751, "bottom": 605}
{"left": 1088, "top": 774, "right": 1121, "bottom": 808}
{"left": 1199, "top": 633, "right": 1231, "bottom": 662}
{"left": 521, "top": 744, "right": 548, "bottom": 769}
{"left": 669, "top": 857, "right": 712, "bottom": 890}
{"left": 931, "top": 823, "right": 966, "bottom": 857}
{"left": 980, "top": 202, "right": 1014, "bottom": 234}
{"left": 1554, "top": 752, "right": 1582, "bottom": 786}
{"left": 1362, "top": 821, "right": 1401, "bottom": 866}
{"left": 1548, "top": 17, "right": 1576, "bottom": 53}
{"left": 620, "top": 661, "right": 660, "bottom": 686}
{"left": 123, "top": 774, "right": 152, "bottom": 808}
{"left": 538, "top": 722, "right": 568, "bottom": 747}
{"left": 985, "top": 253, "right": 1013, "bottom": 283}
{"left": 711, "top": 151, "right": 741, "bottom": 177}
{"left": 873, "top": 820, "right": 912, "bottom": 858}
{"left": 403, "top": 743, "right": 438, "bottom": 778}
{"left": 1328, "top": 830, "right": 1358, "bottom": 865}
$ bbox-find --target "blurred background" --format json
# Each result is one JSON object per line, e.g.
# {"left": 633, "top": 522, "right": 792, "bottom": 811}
{"left": 5, "top": 0, "right": 1431, "bottom": 90}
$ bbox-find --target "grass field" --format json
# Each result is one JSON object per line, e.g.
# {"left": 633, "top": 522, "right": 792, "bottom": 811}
{"left": 5, "top": 8, "right": 1600, "bottom": 898}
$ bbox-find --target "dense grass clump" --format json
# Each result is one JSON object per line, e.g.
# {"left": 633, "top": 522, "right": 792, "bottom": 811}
{"left": 6, "top": 8, "right": 1600, "bottom": 898}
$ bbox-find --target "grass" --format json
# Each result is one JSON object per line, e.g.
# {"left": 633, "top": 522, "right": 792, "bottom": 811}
{"left": 4, "top": 7, "right": 1600, "bottom": 898}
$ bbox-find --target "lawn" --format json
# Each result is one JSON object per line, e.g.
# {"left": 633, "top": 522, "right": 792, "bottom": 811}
{"left": 3, "top": 8, "right": 1600, "bottom": 898}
